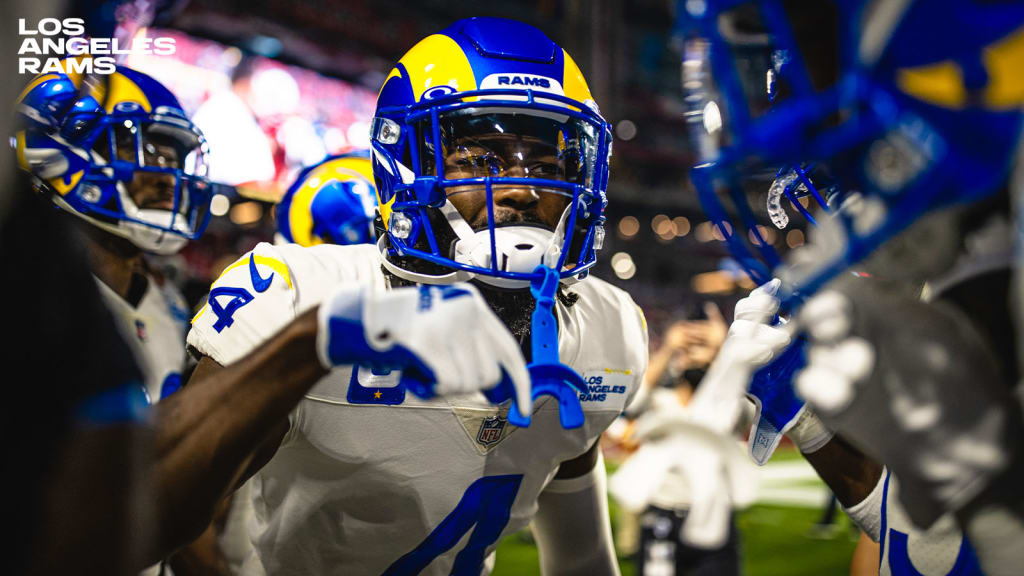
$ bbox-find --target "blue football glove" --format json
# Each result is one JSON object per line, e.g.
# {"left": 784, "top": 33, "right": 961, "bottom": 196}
{"left": 739, "top": 280, "right": 834, "bottom": 464}
{"left": 748, "top": 337, "right": 809, "bottom": 464}
{"left": 316, "top": 283, "right": 533, "bottom": 419}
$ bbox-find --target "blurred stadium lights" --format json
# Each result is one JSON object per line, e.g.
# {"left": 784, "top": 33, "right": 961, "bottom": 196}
{"left": 222, "top": 46, "right": 244, "bottom": 67}
{"left": 651, "top": 214, "right": 669, "bottom": 233}
{"left": 324, "top": 127, "right": 348, "bottom": 152}
{"left": 672, "top": 216, "right": 691, "bottom": 237}
{"left": 615, "top": 119, "right": 637, "bottom": 141}
{"left": 611, "top": 252, "right": 637, "bottom": 280}
{"left": 695, "top": 220, "right": 731, "bottom": 243}
{"left": 210, "top": 193, "right": 231, "bottom": 217}
{"left": 244, "top": 35, "right": 284, "bottom": 58}
{"left": 229, "top": 202, "right": 264, "bottom": 226}
{"left": 347, "top": 120, "right": 372, "bottom": 148}
{"left": 695, "top": 221, "right": 714, "bottom": 243}
{"left": 692, "top": 269, "right": 754, "bottom": 294}
{"left": 748, "top": 224, "right": 777, "bottom": 247}
{"left": 712, "top": 221, "right": 730, "bottom": 242}
{"left": 617, "top": 216, "right": 639, "bottom": 238}
{"left": 787, "top": 228, "right": 806, "bottom": 248}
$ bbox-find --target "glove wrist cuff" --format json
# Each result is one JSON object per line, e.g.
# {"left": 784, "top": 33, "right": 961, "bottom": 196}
{"left": 788, "top": 408, "right": 835, "bottom": 454}
{"left": 316, "top": 284, "right": 367, "bottom": 369}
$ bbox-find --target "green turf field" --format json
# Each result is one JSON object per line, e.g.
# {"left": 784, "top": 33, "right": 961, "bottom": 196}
{"left": 492, "top": 448, "right": 859, "bottom": 575}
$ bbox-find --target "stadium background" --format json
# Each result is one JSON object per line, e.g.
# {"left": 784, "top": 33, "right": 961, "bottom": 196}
{"left": 112, "top": 0, "right": 845, "bottom": 572}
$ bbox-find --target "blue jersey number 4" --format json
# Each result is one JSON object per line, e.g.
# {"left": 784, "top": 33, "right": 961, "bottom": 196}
{"left": 383, "top": 475, "right": 523, "bottom": 576}
{"left": 208, "top": 286, "right": 254, "bottom": 333}
{"left": 209, "top": 254, "right": 277, "bottom": 333}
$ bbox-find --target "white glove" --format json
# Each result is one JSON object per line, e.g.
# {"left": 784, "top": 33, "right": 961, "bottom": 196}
{"left": 317, "top": 283, "right": 532, "bottom": 418}
{"left": 687, "top": 279, "right": 792, "bottom": 434}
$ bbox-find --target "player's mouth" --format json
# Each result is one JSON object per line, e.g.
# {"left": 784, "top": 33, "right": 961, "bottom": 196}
{"left": 137, "top": 193, "right": 177, "bottom": 211}
{"left": 475, "top": 208, "right": 550, "bottom": 230}
{"left": 132, "top": 194, "right": 177, "bottom": 212}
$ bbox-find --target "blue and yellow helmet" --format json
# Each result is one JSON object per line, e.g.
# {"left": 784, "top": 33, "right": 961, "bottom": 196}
{"left": 15, "top": 61, "right": 212, "bottom": 254}
{"left": 370, "top": 17, "right": 612, "bottom": 289}
{"left": 276, "top": 151, "right": 378, "bottom": 246}
{"left": 678, "top": 0, "right": 1024, "bottom": 306}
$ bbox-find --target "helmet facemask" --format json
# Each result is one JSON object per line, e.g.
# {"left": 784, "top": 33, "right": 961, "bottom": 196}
{"left": 373, "top": 92, "right": 610, "bottom": 289}
{"left": 71, "top": 105, "right": 212, "bottom": 254}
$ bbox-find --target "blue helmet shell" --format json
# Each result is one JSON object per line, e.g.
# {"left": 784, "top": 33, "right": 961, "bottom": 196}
{"left": 370, "top": 17, "right": 612, "bottom": 287}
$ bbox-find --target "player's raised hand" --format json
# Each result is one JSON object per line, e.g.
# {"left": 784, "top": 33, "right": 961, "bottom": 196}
{"left": 680, "top": 301, "right": 729, "bottom": 367}
{"left": 686, "top": 279, "right": 792, "bottom": 433}
{"left": 316, "top": 283, "right": 532, "bottom": 418}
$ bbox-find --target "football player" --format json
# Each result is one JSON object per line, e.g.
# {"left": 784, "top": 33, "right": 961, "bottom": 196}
{"left": 15, "top": 63, "right": 231, "bottom": 573}
{"left": 274, "top": 151, "right": 377, "bottom": 247}
{"left": 183, "top": 17, "right": 647, "bottom": 576}
{"left": 16, "top": 63, "right": 211, "bottom": 404}
{"left": 676, "top": 1, "right": 1024, "bottom": 574}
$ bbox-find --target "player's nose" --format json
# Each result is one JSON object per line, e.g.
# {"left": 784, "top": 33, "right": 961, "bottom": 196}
{"left": 493, "top": 167, "right": 539, "bottom": 211}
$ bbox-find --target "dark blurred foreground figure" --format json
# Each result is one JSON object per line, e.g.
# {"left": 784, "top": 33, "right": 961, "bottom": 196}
{"left": 5, "top": 1, "right": 261, "bottom": 572}
{"left": 676, "top": 1, "right": 1024, "bottom": 574}
{"left": 2, "top": 172, "right": 151, "bottom": 575}
{"left": 2, "top": 1, "right": 154, "bottom": 573}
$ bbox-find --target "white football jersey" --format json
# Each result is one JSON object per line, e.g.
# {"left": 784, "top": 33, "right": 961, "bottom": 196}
{"left": 97, "top": 273, "right": 191, "bottom": 576}
{"left": 879, "top": 471, "right": 982, "bottom": 576}
{"left": 187, "top": 242, "right": 648, "bottom": 576}
{"left": 96, "top": 273, "right": 190, "bottom": 404}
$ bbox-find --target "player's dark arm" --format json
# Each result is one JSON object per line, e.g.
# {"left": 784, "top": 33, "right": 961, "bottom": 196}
{"left": 798, "top": 433, "right": 887, "bottom": 544}
{"left": 149, "top": 307, "right": 326, "bottom": 560}
{"left": 533, "top": 442, "right": 620, "bottom": 576}
{"left": 802, "top": 434, "right": 883, "bottom": 508}
{"left": 166, "top": 492, "right": 236, "bottom": 576}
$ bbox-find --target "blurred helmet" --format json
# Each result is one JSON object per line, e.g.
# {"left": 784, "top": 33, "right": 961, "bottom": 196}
{"left": 677, "top": 0, "right": 1024, "bottom": 304}
{"left": 370, "top": 17, "right": 612, "bottom": 289}
{"left": 276, "top": 151, "right": 378, "bottom": 246}
{"left": 15, "top": 61, "right": 212, "bottom": 254}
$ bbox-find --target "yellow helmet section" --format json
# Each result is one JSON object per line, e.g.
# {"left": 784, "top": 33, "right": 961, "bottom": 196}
{"left": 896, "top": 24, "right": 1024, "bottom": 111}
{"left": 287, "top": 155, "right": 376, "bottom": 247}
{"left": 982, "top": 25, "right": 1024, "bottom": 109}
{"left": 397, "top": 34, "right": 479, "bottom": 103}
{"left": 562, "top": 50, "right": 595, "bottom": 105}
{"left": 100, "top": 71, "right": 152, "bottom": 113}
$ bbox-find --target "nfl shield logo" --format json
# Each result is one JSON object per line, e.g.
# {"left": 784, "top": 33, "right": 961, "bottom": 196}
{"left": 477, "top": 416, "right": 506, "bottom": 447}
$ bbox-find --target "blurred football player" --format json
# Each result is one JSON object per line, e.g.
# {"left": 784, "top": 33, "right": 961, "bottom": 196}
{"left": 610, "top": 308, "right": 756, "bottom": 576}
{"left": 17, "top": 60, "right": 210, "bottom": 399}
{"left": 677, "top": 1, "right": 1024, "bottom": 574}
{"left": 184, "top": 17, "right": 646, "bottom": 575}
{"left": 15, "top": 62, "right": 230, "bottom": 573}
{"left": 16, "top": 63, "right": 212, "bottom": 402}
{"left": 274, "top": 151, "right": 377, "bottom": 247}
